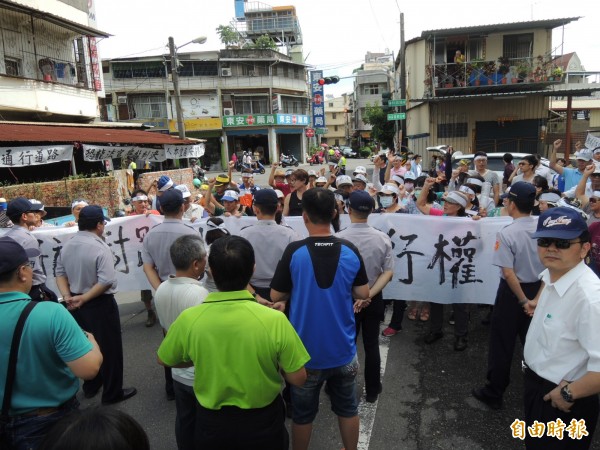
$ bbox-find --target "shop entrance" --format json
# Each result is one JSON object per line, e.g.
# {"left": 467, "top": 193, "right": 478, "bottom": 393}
{"left": 228, "top": 134, "right": 270, "bottom": 164}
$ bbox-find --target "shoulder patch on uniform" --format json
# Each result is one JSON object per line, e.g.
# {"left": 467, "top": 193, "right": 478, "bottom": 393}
{"left": 494, "top": 240, "right": 500, "bottom": 251}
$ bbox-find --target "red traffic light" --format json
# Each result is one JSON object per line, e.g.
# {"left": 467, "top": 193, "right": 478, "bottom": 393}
{"left": 318, "top": 78, "right": 326, "bottom": 85}
{"left": 318, "top": 76, "right": 340, "bottom": 86}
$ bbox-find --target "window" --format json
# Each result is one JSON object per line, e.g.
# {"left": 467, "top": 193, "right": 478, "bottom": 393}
{"left": 437, "top": 122, "right": 468, "bottom": 138}
{"left": 364, "top": 84, "right": 379, "bottom": 95}
{"left": 334, "top": 125, "right": 338, "bottom": 132}
{"left": 4, "top": 57, "right": 21, "bottom": 76}
{"left": 113, "top": 62, "right": 166, "bottom": 79}
{"left": 329, "top": 102, "right": 334, "bottom": 108}
{"left": 503, "top": 34, "right": 533, "bottom": 59}
{"left": 332, "top": 113, "right": 337, "bottom": 119}
{"left": 130, "top": 95, "right": 167, "bottom": 119}
{"left": 233, "top": 97, "right": 269, "bottom": 114}
{"left": 281, "top": 97, "right": 306, "bottom": 114}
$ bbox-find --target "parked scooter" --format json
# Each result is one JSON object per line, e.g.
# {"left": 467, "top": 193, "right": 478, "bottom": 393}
{"left": 308, "top": 153, "right": 324, "bottom": 165}
{"left": 280, "top": 153, "right": 300, "bottom": 167}
{"left": 236, "top": 159, "right": 266, "bottom": 174}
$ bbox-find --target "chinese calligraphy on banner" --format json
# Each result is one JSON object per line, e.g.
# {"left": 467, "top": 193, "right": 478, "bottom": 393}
{"left": 0, "top": 145, "right": 73, "bottom": 167}
{"left": 3, "top": 214, "right": 511, "bottom": 303}
{"left": 82, "top": 144, "right": 205, "bottom": 162}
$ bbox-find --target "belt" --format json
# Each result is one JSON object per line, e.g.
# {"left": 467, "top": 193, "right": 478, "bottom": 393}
{"left": 20, "top": 396, "right": 76, "bottom": 418}
{"left": 521, "top": 361, "right": 563, "bottom": 387}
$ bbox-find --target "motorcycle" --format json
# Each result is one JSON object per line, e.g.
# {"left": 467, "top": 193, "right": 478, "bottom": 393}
{"left": 308, "top": 153, "right": 324, "bottom": 165}
{"left": 236, "top": 159, "right": 266, "bottom": 174}
{"left": 280, "top": 154, "right": 300, "bottom": 167}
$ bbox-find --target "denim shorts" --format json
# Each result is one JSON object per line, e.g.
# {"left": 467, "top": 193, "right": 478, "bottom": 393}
{"left": 291, "top": 354, "right": 359, "bottom": 424}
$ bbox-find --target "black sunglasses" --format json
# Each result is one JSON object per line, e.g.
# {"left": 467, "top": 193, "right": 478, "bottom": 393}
{"left": 537, "top": 238, "right": 582, "bottom": 249}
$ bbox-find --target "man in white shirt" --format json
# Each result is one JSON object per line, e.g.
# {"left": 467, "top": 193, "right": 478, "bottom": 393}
{"left": 523, "top": 207, "right": 600, "bottom": 450}
{"left": 154, "top": 234, "right": 209, "bottom": 450}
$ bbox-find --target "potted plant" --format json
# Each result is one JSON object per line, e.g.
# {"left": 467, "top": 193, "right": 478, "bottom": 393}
{"left": 468, "top": 58, "right": 486, "bottom": 86}
{"left": 551, "top": 66, "right": 563, "bottom": 81}
{"left": 497, "top": 56, "right": 510, "bottom": 83}
{"left": 516, "top": 60, "right": 530, "bottom": 82}
{"left": 483, "top": 61, "right": 497, "bottom": 85}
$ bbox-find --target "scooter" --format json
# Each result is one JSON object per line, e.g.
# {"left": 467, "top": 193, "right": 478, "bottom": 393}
{"left": 280, "top": 154, "right": 300, "bottom": 167}
{"left": 308, "top": 153, "right": 324, "bottom": 165}
{"left": 236, "top": 159, "right": 266, "bottom": 174}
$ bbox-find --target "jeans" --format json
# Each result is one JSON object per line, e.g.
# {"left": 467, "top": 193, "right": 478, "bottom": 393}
{"left": 2, "top": 397, "right": 78, "bottom": 450}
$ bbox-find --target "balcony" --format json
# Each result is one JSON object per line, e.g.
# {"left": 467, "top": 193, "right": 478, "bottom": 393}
{"left": 424, "top": 56, "right": 565, "bottom": 98}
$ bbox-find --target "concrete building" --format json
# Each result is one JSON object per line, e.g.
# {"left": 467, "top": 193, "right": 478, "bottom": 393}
{"left": 101, "top": 48, "right": 310, "bottom": 169}
{"left": 322, "top": 95, "right": 351, "bottom": 147}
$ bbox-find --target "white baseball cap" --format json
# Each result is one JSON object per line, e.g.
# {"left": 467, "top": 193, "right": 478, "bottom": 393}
{"left": 174, "top": 184, "right": 192, "bottom": 199}
{"left": 353, "top": 165, "right": 367, "bottom": 175}
{"left": 336, "top": 175, "right": 353, "bottom": 187}
{"left": 222, "top": 190, "right": 239, "bottom": 202}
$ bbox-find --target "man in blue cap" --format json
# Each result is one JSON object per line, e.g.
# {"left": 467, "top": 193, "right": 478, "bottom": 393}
{"left": 522, "top": 207, "right": 600, "bottom": 450}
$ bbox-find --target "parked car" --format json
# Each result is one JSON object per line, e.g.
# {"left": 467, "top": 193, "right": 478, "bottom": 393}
{"left": 426, "top": 145, "right": 555, "bottom": 181}
{"left": 340, "top": 146, "right": 358, "bottom": 158}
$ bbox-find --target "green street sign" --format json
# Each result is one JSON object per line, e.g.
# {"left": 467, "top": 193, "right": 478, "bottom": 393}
{"left": 315, "top": 128, "right": 328, "bottom": 134}
{"left": 389, "top": 99, "right": 406, "bottom": 107}
{"left": 387, "top": 113, "right": 406, "bottom": 121}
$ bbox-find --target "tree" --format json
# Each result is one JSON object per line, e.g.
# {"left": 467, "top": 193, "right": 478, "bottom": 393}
{"left": 250, "top": 34, "right": 277, "bottom": 50}
{"left": 216, "top": 25, "right": 241, "bottom": 48}
{"left": 363, "top": 103, "right": 395, "bottom": 149}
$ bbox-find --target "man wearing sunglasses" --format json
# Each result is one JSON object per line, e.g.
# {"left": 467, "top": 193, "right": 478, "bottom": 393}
{"left": 574, "top": 164, "right": 600, "bottom": 226}
{"left": 522, "top": 207, "right": 600, "bottom": 450}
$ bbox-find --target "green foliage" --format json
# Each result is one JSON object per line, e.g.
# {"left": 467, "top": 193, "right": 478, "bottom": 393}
{"left": 360, "top": 147, "right": 372, "bottom": 158}
{"left": 216, "top": 25, "right": 241, "bottom": 48}
{"left": 362, "top": 103, "right": 395, "bottom": 149}
{"left": 250, "top": 35, "right": 277, "bottom": 50}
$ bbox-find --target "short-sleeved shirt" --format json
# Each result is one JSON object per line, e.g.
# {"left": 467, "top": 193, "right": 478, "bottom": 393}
{"left": 154, "top": 276, "right": 209, "bottom": 386}
{"left": 562, "top": 167, "right": 584, "bottom": 192}
{"left": 0, "top": 294, "right": 92, "bottom": 415}
{"left": 141, "top": 219, "right": 198, "bottom": 282}
{"left": 183, "top": 203, "right": 206, "bottom": 221}
{"left": 469, "top": 169, "right": 500, "bottom": 187}
{"left": 273, "top": 181, "right": 291, "bottom": 198}
{"left": 493, "top": 216, "right": 544, "bottom": 283}
{"left": 157, "top": 290, "right": 309, "bottom": 410}
{"left": 5, "top": 226, "right": 45, "bottom": 285}
{"left": 271, "top": 236, "right": 368, "bottom": 369}
{"left": 524, "top": 261, "right": 600, "bottom": 384}
{"left": 239, "top": 220, "right": 299, "bottom": 289}
{"left": 56, "top": 231, "right": 117, "bottom": 294}
{"left": 336, "top": 223, "right": 394, "bottom": 287}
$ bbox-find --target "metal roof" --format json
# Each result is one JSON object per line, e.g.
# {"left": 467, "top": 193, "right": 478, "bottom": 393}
{"left": 408, "top": 17, "right": 580, "bottom": 43}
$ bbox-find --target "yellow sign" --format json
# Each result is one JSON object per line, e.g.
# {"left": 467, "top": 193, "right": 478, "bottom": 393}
{"left": 169, "top": 118, "right": 222, "bottom": 133}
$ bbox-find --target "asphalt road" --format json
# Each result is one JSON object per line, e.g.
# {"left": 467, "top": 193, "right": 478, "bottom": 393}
{"left": 80, "top": 160, "right": 599, "bottom": 449}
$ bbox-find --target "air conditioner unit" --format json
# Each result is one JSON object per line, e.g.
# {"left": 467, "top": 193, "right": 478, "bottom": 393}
{"left": 117, "top": 95, "right": 127, "bottom": 104}
{"left": 221, "top": 68, "right": 232, "bottom": 77}
{"left": 223, "top": 108, "right": 234, "bottom": 116}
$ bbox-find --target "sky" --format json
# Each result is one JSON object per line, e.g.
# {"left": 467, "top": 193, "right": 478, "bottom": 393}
{"left": 94, "top": 0, "right": 599, "bottom": 97}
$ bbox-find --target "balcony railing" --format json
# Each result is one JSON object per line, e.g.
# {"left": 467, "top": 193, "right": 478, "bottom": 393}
{"left": 425, "top": 56, "right": 564, "bottom": 95}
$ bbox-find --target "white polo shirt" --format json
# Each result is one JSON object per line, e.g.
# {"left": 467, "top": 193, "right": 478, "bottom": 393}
{"left": 524, "top": 261, "right": 600, "bottom": 384}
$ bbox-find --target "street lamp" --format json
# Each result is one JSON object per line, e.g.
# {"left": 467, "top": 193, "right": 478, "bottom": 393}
{"left": 168, "top": 35, "right": 207, "bottom": 139}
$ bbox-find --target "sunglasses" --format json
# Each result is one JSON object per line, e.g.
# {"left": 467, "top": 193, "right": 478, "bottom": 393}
{"left": 590, "top": 198, "right": 599, "bottom": 204}
{"left": 537, "top": 238, "right": 582, "bottom": 249}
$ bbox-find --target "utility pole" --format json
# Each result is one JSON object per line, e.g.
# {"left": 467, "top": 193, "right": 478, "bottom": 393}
{"left": 168, "top": 36, "right": 186, "bottom": 139}
{"left": 399, "top": 11, "right": 406, "bottom": 149}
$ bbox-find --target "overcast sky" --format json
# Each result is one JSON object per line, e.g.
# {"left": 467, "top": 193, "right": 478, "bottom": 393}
{"left": 95, "top": 0, "right": 599, "bottom": 97}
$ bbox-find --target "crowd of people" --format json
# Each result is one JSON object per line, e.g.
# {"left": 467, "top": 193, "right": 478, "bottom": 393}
{"left": 1, "top": 140, "right": 600, "bottom": 450}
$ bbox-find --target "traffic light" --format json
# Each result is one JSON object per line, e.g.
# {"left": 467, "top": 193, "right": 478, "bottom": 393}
{"left": 381, "top": 91, "right": 392, "bottom": 113}
{"left": 318, "top": 76, "right": 340, "bottom": 85}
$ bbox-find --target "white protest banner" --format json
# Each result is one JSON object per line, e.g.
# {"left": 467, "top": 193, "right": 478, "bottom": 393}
{"left": 164, "top": 144, "right": 205, "bottom": 159}
{"left": 585, "top": 133, "right": 600, "bottom": 150}
{"left": 82, "top": 145, "right": 167, "bottom": 162}
{"left": 15, "top": 214, "right": 512, "bottom": 304}
{"left": 0, "top": 145, "right": 73, "bottom": 167}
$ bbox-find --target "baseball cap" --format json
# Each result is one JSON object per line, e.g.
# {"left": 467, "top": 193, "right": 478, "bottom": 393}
{"left": 353, "top": 166, "right": 367, "bottom": 175}
{"left": 29, "top": 199, "right": 47, "bottom": 217}
{"left": 403, "top": 172, "right": 416, "bottom": 181}
{"left": 504, "top": 181, "right": 536, "bottom": 202}
{"left": 575, "top": 149, "right": 593, "bottom": 161}
{"left": 352, "top": 174, "right": 368, "bottom": 185}
{"left": 336, "top": 175, "right": 352, "bottom": 187}
{"left": 285, "top": 169, "right": 294, "bottom": 177}
{"left": 274, "top": 189, "right": 285, "bottom": 199}
{"left": 379, "top": 184, "right": 400, "bottom": 196}
{"left": 0, "top": 237, "right": 40, "bottom": 275}
{"left": 215, "top": 174, "right": 230, "bottom": 186}
{"left": 348, "top": 190, "right": 375, "bottom": 212}
{"left": 315, "top": 176, "right": 327, "bottom": 184}
{"left": 174, "top": 184, "right": 192, "bottom": 199}
{"left": 79, "top": 205, "right": 111, "bottom": 223}
{"left": 160, "top": 189, "right": 184, "bottom": 209}
{"left": 157, "top": 175, "right": 174, "bottom": 191}
{"left": 253, "top": 189, "right": 278, "bottom": 206}
{"left": 222, "top": 190, "right": 239, "bottom": 202}
{"left": 532, "top": 206, "right": 588, "bottom": 240}
{"left": 308, "top": 170, "right": 317, "bottom": 177}
{"left": 7, "top": 197, "right": 44, "bottom": 218}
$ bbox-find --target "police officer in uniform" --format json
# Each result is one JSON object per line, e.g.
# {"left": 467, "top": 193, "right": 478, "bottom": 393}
{"left": 472, "top": 182, "right": 543, "bottom": 410}
{"left": 55, "top": 205, "right": 137, "bottom": 404}
{"left": 337, "top": 190, "right": 394, "bottom": 403}
{"left": 6, "top": 197, "right": 58, "bottom": 302}
{"left": 141, "top": 189, "right": 199, "bottom": 401}
{"left": 239, "top": 189, "right": 299, "bottom": 302}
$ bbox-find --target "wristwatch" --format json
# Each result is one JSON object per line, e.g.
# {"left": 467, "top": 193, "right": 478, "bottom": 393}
{"left": 560, "top": 384, "right": 574, "bottom": 403}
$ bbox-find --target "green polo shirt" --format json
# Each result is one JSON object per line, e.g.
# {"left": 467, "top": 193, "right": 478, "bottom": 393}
{"left": 157, "top": 290, "right": 310, "bottom": 410}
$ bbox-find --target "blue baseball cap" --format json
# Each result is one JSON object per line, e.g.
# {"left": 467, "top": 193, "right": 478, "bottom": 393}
{"left": 253, "top": 189, "right": 278, "bottom": 206}
{"left": 502, "top": 181, "right": 536, "bottom": 202}
{"left": 531, "top": 207, "right": 588, "bottom": 240}
{"left": 0, "top": 237, "right": 40, "bottom": 275}
{"left": 7, "top": 197, "right": 44, "bottom": 217}
{"left": 79, "top": 205, "right": 111, "bottom": 223}
{"left": 348, "top": 190, "right": 375, "bottom": 212}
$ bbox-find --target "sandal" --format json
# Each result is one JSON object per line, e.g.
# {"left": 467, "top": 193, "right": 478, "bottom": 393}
{"left": 407, "top": 307, "right": 418, "bottom": 320}
{"left": 419, "top": 309, "right": 430, "bottom": 322}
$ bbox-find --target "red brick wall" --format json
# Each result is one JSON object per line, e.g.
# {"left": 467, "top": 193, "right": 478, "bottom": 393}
{"left": 136, "top": 168, "right": 194, "bottom": 193}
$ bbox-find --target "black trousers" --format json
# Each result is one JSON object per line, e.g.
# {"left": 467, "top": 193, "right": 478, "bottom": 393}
{"left": 387, "top": 299, "right": 407, "bottom": 331}
{"left": 355, "top": 293, "right": 384, "bottom": 396}
{"left": 524, "top": 368, "right": 599, "bottom": 450}
{"left": 71, "top": 293, "right": 124, "bottom": 403}
{"left": 430, "top": 303, "right": 468, "bottom": 337}
{"left": 195, "top": 395, "right": 288, "bottom": 450}
{"left": 485, "top": 279, "right": 540, "bottom": 399}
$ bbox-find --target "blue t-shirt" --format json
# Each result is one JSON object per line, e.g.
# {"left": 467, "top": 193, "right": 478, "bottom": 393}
{"left": 562, "top": 167, "right": 583, "bottom": 192}
{"left": 271, "top": 236, "right": 368, "bottom": 369}
{"left": 0, "top": 293, "right": 92, "bottom": 415}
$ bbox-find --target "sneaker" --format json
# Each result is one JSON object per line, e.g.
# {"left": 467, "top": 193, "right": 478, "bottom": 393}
{"left": 424, "top": 331, "right": 444, "bottom": 344}
{"left": 145, "top": 310, "right": 156, "bottom": 328}
{"left": 472, "top": 387, "right": 502, "bottom": 410}
{"left": 448, "top": 312, "right": 455, "bottom": 325}
{"left": 381, "top": 326, "right": 399, "bottom": 337}
{"left": 454, "top": 335, "right": 468, "bottom": 351}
